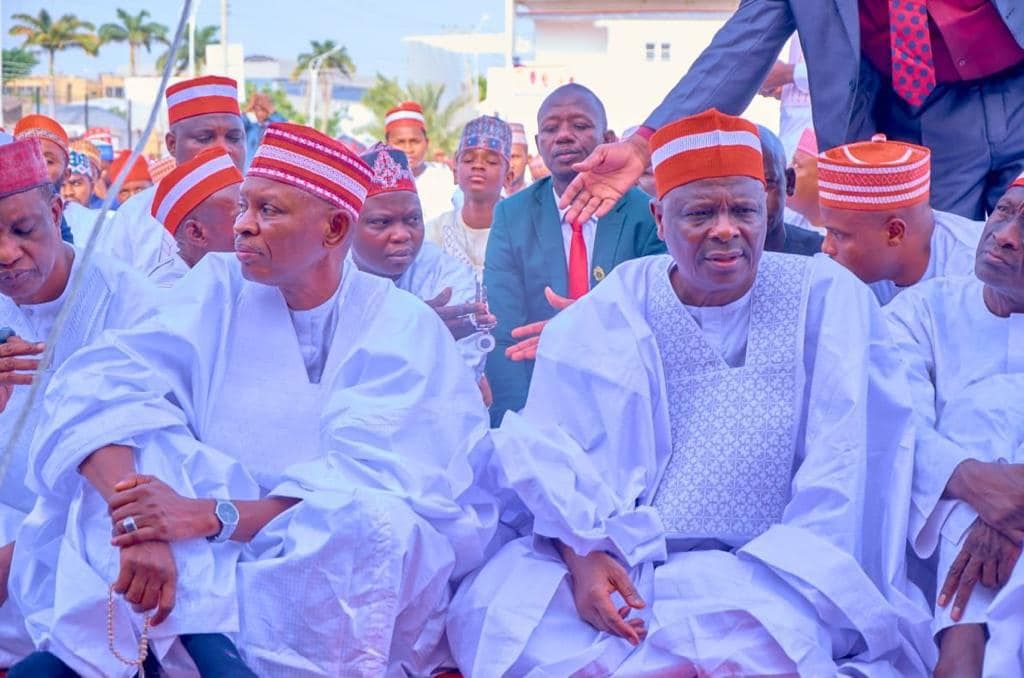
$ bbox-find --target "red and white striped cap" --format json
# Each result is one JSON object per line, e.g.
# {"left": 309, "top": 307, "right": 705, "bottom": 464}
{"left": 818, "top": 134, "right": 930, "bottom": 211}
{"left": 0, "top": 138, "right": 49, "bottom": 199}
{"left": 248, "top": 122, "right": 373, "bottom": 219}
{"left": 650, "top": 109, "right": 764, "bottom": 199}
{"left": 384, "top": 101, "right": 426, "bottom": 134}
{"left": 166, "top": 75, "right": 241, "bottom": 125}
{"left": 148, "top": 156, "right": 177, "bottom": 184}
{"left": 1010, "top": 172, "right": 1024, "bottom": 189}
{"left": 151, "top": 148, "right": 242, "bottom": 235}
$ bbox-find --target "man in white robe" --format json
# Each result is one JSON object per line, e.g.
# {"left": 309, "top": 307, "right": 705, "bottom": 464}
{"left": 0, "top": 138, "right": 158, "bottom": 670}
{"left": 95, "top": 75, "right": 246, "bottom": 287}
{"left": 448, "top": 109, "right": 931, "bottom": 676}
{"left": 886, "top": 174, "right": 1024, "bottom": 677}
{"left": 146, "top": 148, "right": 243, "bottom": 287}
{"left": 19, "top": 123, "right": 498, "bottom": 676}
{"left": 352, "top": 144, "right": 496, "bottom": 396}
{"left": 817, "top": 134, "right": 982, "bottom": 305}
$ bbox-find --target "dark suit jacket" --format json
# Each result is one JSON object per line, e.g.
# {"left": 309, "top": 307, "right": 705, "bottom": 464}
{"left": 484, "top": 177, "right": 665, "bottom": 425}
{"left": 643, "top": 0, "right": 1023, "bottom": 152}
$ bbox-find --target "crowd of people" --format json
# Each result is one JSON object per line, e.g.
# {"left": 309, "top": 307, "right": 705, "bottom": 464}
{"left": 0, "top": 3, "right": 1022, "bottom": 675}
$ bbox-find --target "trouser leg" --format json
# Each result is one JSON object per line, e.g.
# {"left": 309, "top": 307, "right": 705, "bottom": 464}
{"left": 179, "top": 633, "right": 257, "bottom": 677}
{"left": 7, "top": 651, "right": 78, "bottom": 677}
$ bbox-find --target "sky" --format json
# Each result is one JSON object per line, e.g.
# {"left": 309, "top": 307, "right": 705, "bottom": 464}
{"left": 4, "top": 0, "right": 507, "bottom": 82}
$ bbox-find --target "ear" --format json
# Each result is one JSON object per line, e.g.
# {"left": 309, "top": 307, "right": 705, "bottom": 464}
{"left": 785, "top": 168, "right": 796, "bottom": 197}
{"left": 505, "top": 164, "right": 515, "bottom": 185}
{"left": 49, "top": 193, "right": 64, "bottom": 230}
{"left": 324, "top": 209, "right": 351, "bottom": 248}
{"left": 650, "top": 198, "right": 666, "bottom": 242}
{"left": 886, "top": 217, "right": 906, "bottom": 245}
{"left": 165, "top": 130, "right": 177, "bottom": 158}
{"left": 182, "top": 217, "right": 206, "bottom": 245}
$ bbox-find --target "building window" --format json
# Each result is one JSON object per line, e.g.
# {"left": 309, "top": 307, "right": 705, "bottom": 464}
{"left": 645, "top": 42, "right": 655, "bottom": 62}
{"left": 661, "top": 43, "right": 671, "bottom": 61}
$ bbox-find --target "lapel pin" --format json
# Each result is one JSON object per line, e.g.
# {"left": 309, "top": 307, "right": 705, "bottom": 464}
{"left": 593, "top": 266, "right": 606, "bottom": 282}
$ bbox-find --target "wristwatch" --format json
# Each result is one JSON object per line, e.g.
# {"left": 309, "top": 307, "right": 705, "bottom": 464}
{"left": 207, "top": 500, "right": 240, "bottom": 543}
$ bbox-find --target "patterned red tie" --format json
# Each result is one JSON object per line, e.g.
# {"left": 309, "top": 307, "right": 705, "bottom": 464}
{"left": 567, "top": 221, "right": 589, "bottom": 299}
{"left": 889, "top": 0, "right": 936, "bottom": 107}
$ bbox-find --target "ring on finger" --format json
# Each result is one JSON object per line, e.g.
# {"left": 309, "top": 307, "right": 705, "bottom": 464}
{"left": 121, "top": 516, "right": 139, "bottom": 534}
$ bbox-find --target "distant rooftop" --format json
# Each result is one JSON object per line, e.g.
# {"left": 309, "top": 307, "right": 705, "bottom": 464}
{"left": 516, "top": 0, "right": 737, "bottom": 14}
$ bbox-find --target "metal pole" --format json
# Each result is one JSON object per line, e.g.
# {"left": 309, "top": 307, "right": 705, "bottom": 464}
{"left": 308, "top": 61, "right": 320, "bottom": 129}
{"left": 128, "top": 99, "right": 133, "bottom": 148}
{"left": 0, "top": 2, "right": 5, "bottom": 130}
{"left": 34, "top": 87, "right": 40, "bottom": 114}
{"left": 84, "top": 91, "right": 89, "bottom": 129}
{"left": 189, "top": 0, "right": 202, "bottom": 78}
{"left": 221, "top": 0, "right": 229, "bottom": 74}
{"left": 504, "top": 0, "right": 515, "bottom": 68}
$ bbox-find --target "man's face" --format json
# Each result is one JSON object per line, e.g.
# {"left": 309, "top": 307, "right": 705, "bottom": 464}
{"left": 787, "top": 150, "right": 819, "bottom": 217}
{"left": 386, "top": 124, "right": 429, "bottom": 171}
{"left": 535, "top": 93, "right": 608, "bottom": 186}
{"left": 191, "top": 184, "right": 241, "bottom": 257}
{"left": 62, "top": 173, "right": 93, "bottom": 206}
{"left": 654, "top": 176, "right": 766, "bottom": 303}
{"left": 39, "top": 139, "right": 68, "bottom": 187}
{"left": 118, "top": 179, "right": 153, "bottom": 205}
{"left": 508, "top": 143, "right": 528, "bottom": 185}
{"left": 820, "top": 206, "right": 898, "bottom": 283}
{"left": 975, "top": 186, "right": 1024, "bottom": 290}
{"left": 167, "top": 113, "right": 247, "bottom": 169}
{"left": 0, "top": 188, "right": 65, "bottom": 304}
{"left": 457, "top": 148, "right": 507, "bottom": 202}
{"left": 352, "top": 191, "right": 424, "bottom": 279}
{"left": 234, "top": 176, "right": 345, "bottom": 288}
{"left": 763, "top": 155, "right": 786, "bottom": 236}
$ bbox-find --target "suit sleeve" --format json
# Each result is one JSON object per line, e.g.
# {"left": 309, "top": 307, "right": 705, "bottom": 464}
{"left": 644, "top": 0, "right": 797, "bottom": 130}
{"left": 483, "top": 200, "right": 532, "bottom": 426}
{"left": 636, "top": 203, "right": 667, "bottom": 256}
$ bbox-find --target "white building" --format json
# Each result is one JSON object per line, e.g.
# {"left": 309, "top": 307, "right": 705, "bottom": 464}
{"left": 483, "top": 0, "right": 782, "bottom": 149}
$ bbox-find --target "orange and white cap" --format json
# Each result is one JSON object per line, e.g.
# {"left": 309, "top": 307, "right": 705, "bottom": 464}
{"left": 650, "top": 109, "right": 764, "bottom": 199}
{"left": 166, "top": 75, "right": 241, "bottom": 125}
{"left": 384, "top": 101, "right": 426, "bottom": 134}
{"left": 248, "top": 122, "right": 373, "bottom": 219}
{"left": 151, "top": 148, "right": 242, "bottom": 235}
{"left": 14, "top": 114, "right": 69, "bottom": 158}
{"left": 148, "top": 156, "right": 178, "bottom": 184}
{"left": 817, "top": 134, "right": 931, "bottom": 211}
{"left": 1010, "top": 171, "right": 1024, "bottom": 189}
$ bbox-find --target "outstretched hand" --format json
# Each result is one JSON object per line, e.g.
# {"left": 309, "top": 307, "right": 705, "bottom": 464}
{"left": 506, "top": 287, "right": 574, "bottom": 362}
{"left": 558, "top": 135, "right": 650, "bottom": 225}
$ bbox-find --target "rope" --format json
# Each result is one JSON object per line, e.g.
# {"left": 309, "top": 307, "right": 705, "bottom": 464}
{"left": 0, "top": 0, "right": 195, "bottom": 481}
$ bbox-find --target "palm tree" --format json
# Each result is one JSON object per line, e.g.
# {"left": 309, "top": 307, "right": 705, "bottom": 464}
{"left": 98, "top": 9, "right": 168, "bottom": 77}
{"left": 293, "top": 40, "right": 355, "bottom": 132}
{"left": 360, "top": 75, "right": 472, "bottom": 155}
{"left": 9, "top": 10, "right": 99, "bottom": 116}
{"left": 157, "top": 25, "right": 219, "bottom": 75}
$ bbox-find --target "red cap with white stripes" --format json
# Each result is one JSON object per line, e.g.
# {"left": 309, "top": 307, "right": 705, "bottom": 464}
{"left": 818, "top": 134, "right": 931, "bottom": 211}
{"left": 248, "top": 122, "right": 373, "bottom": 219}
{"left": 384, "top": 101, "right": 426, "bottom": 135}
{"left": 151, "top": 148, "right": 242, "bottom": 235}
{"left": 166, "top": 75, "right": 241, "bottom": 125}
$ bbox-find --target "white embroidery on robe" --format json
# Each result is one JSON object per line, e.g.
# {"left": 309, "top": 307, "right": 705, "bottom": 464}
{"left": 648, "top": 254, "right": 811, "bottom": 542}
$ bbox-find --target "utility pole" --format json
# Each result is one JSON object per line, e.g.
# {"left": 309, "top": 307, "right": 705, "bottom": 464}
{"left": 189, "top": 0, "right": 203, "bottom": 78}
{"left": 504, "top": 0, "right": 515, "bottom": 68}
{"left": 221, "top": 0, "right": 229, "bottom": 75}
{"left": 0, "top": 1, "right": 5, "bottom": 129}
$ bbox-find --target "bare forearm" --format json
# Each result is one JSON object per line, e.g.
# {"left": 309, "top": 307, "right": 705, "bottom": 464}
{"left": 79, "top": 444, "right": 136, "bottom": 502}
{"left": 231, "top": 497, "right": 299, "bottom": 543}
{"left": 943, "top": 459, "right": 985, "bottom": 504}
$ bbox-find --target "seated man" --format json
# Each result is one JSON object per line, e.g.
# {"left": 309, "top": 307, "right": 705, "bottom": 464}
{"left": 448, "top": 110, "right": 930, "bottom": 676}
{"left": 428, "top": 116, "right": 512, "bottom": 278}
{"left": 785, "top": 127, "right": 823, "bottom": 232}
{"left": 485, "top": 83, "right": 665, "bottom": 425}
{"left": 18, "top": 123, "right": 497, "bottom": 676}
{"left": 13, "top": 115, "right": 75, "bottom": 244}
{"left": 147, "top": 148, "right": 243, "bottom": 286}
{"left": 886, "top": 173, "right": 1024, "bottom": 677}
{"left": 0, "top": 138, "right": 158, "bottom": 670}
{"left": 61, "top": 146, "right": 107, "bottom": 244}
{"left": 758, "top": 125, "right": 823, "bottom": 256}
{"left": 818, "top": 134, "right": 982, "bottom": 304}
{"left": 352, "top": 144, "right": 495, "bottom": 401}
{"left": 97, "top": 75, "right": 247, "bottom": 285}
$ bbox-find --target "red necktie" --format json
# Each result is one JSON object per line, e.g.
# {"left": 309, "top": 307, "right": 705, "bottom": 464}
{"left": 567, "top": 220, "right": 589, "bottom": 300}
{"left": 889, "top": 0, "right": 936, "bottom": 107}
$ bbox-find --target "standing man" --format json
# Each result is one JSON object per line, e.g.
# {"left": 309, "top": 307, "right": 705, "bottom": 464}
{"left": 384, "top": 101, "right": 455, "bottom": 223}
{"left": 483, "top": 83, "right": 665, "bottom": 425}
{"left": 96, "top": 75, "right": 246, "bottom": 285}
{"left": 505, "top": 123, "right": 530, "bottom": 196}
{"left": 13, "top": 115, "right": 74, "bottom": 244}
{"left": 559, "top": 1, "right": 1024, "bottom": 223}
{"left": 242, "top": 90, "right": 286, "bottom": 169}
{"left": 817, "top": 135, "right": 982, "bottom": 304}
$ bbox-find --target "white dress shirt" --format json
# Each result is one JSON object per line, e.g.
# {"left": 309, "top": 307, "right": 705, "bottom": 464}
{"left": 554, "top": 186, "right": 597, "bottom": 269}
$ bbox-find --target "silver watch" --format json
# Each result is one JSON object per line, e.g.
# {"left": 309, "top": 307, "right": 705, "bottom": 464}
{"left": 208, "top": 500, "right": 239, "bottom": 543}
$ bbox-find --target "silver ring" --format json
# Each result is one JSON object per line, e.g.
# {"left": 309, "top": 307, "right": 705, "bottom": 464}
{"left": 121, "top": 516, "right": 138, "bottom": 534}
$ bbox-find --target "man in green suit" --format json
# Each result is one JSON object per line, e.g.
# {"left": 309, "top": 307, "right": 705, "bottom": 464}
{"left": 484, "top": 84, "right": 665, "bottom": 425}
